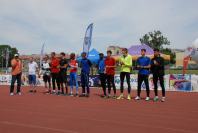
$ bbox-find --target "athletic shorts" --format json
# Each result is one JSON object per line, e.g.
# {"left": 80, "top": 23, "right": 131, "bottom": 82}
{"left": 28, "top": 75, "right": 36, "bottom": 85}
{"left": 43, "top": 75, "right": 51, "bottom": 83}
{"left": 59, "top": 72, "right": 67, "bottom": 83}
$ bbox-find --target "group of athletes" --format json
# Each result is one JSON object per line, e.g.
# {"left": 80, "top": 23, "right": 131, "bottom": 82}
{"left": 9, "top": 48, "right": 166, "bottom": 102}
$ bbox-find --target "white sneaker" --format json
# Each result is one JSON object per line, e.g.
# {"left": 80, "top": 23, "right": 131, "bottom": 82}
{"left": 10, "top": 93, "right": 14, "bottom": 96}
{"left": 161, "top": 97, "right": 166, "bottom": 102}
{"left": 135, "top": 96, "right": 141, "bottom": 100}
{"left": 18, "top": 92, "right": 22, "bottom": 95}
{"left": 153, "top": 96, "right": 159, "bottom": 102}
{"left": 107, "top": 94, "right": 111, "bottom": 98}
{"left": 145, "top": 97, "right": 150, "bottom": 101}
{"left": 69, "top": 93, "right": 74, "bottom": 96}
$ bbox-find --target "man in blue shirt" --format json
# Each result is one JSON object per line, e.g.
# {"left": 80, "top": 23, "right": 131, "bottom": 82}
{"left": 135, "top": 49, "right": 151, "bottom": 101}
{"left": 97, "top": 53, "right": 107, "bottom": 97}
{"left": 79, "top": 52, "right": 92, "bottom": 97}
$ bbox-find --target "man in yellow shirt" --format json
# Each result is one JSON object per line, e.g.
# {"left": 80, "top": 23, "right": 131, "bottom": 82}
{"left": 117, "top": 48, "right": 132, "bottom": 100}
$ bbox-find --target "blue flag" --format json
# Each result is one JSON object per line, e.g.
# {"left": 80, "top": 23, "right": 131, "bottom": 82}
{"left": 83, "top": 23, "right": 93, "bottom": 54}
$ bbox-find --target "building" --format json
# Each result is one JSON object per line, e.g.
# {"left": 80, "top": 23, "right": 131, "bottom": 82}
{"left": 107, "top": 46, "right": 123, "bottom": 56}
{"left": 175, "top": 51, "right": 196, "bottom": 68}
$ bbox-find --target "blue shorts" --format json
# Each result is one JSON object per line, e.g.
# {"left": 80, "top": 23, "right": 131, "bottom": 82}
{"left": 29, "top": 75, "right": 36, "bottom": 85}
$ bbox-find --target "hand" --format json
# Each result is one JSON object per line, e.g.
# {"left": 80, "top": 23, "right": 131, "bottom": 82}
{"left": 120, "top": 61, "right": 124, "bottom": 65}
{"left": 154, "top": 60, "right": 158, "bottom": 65}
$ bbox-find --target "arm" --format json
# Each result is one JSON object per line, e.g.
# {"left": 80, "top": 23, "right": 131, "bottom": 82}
{"left": 88, "top": 59, "right": 92, "bottom": 67}
{"left": 52, "top": 59, "right": 60, "bottom": 68}
{"left": 143, "top": 58, "right": 151, "bottom": 68}
{"left": 61, "top": 62, "right": 68, "bottom": 69}
{"left": 35, "top": 63, "right": 40, "bottom": 77}
{"left": 158, "top": 57, "right": 164, "bottom": 67}
{"left": 136, "top": 58, "right": 141, "bottom": 68}
{"left": 11, "top": 59, "right": 17, "bottom": 68}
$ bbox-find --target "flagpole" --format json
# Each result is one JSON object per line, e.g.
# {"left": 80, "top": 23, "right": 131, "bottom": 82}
{"left": 40, "top": 42, "right": 45, "bottom": 69}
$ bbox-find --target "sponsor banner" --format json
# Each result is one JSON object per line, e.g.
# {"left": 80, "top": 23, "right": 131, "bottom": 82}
{"left": 191, "top": 75, "right": 198, "bottom": 92}
{"left": 0, "top": 74, "right": 196, "bottom": 92}
{"left": 169, "top": 74, "right": 192, "bottom": 91}
{"left": 0, "top": 75, "right": 11, "bottom": 85}
{"left": 114, "top": 74, "right": 170, "bottom": 90}
{"left": 77, "top": 75, "right": 100, "bottom": 87}
{"left": 0, "top": 74, "right": 44, "bottom": 86}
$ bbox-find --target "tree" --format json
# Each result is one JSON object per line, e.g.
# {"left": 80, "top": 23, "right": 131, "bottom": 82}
{"left": 0, "top": 44, "right": 18, "bottom": 68}
{"left": 140, "top": 30, "right": 175, "bottom": 64}
{"left": 140, "top": 30, "right": 170, "bottom": 49}
{"left": 161, "top": 48, "right": 176, "bottom": 65}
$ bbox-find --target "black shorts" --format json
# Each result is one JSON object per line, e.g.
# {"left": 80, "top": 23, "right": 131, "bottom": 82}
{"left": 43, "top": 75, "right": 51, "bottom": 83}
{"left": 59, "top": 72, "right": 67, "bottom": 83}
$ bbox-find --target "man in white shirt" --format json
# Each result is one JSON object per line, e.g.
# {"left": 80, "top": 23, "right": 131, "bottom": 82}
{"left": 28, "top": 57, "right": 39, "bottom": 93}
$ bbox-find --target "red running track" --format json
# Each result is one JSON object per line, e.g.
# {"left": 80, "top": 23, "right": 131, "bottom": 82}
{"left": 0, "top": 85, "right": 198, "bottom": 133}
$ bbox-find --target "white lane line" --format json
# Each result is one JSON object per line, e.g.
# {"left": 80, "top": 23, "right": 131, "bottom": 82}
{"left": 0, "top": 108, "right": 197, "bottom": 133}
{"left": 0, "top": 121, "right": 79, "bottom": 133}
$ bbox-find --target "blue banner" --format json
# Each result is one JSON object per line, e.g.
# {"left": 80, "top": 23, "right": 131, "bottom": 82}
{"left": 83, "top": 23, "right": 93, "bottom": 54}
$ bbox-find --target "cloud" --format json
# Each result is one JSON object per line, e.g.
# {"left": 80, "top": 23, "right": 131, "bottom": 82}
{"left": 0, "top": 0, "right": 198, "bottom": 54}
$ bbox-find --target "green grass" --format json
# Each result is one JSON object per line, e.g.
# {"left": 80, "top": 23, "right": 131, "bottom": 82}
{"left": 88, "top": 68, "right": 198, "bottom": 75}
{"left": 165, "top": 70, "right": 198, "bottom": 75}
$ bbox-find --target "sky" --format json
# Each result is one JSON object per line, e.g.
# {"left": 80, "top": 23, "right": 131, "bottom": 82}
{"left": 0, "top": 0, "right": 198, "bottom": 54}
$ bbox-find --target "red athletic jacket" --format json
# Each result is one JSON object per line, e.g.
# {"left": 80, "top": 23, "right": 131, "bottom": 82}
{"left": 105, "top": 57, "right": 116, "bottom": 75}
{"left": 51, "top": 57, "right": 60, "bottom": 73}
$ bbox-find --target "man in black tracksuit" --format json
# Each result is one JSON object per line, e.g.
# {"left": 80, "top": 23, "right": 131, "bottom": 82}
{"left": 59, "top": 52, "right": 68, "bottom": 95}
{"left": 151, "top": 48, "right": 166, "bottom": 102}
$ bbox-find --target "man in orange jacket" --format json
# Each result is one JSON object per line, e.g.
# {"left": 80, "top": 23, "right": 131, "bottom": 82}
{"left": 10, "top": 54, "right": 23, "bottom": 96}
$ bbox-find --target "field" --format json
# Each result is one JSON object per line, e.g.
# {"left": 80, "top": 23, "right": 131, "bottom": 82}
{"left": 0, "top": 85, "right": 198, "bottom": 133}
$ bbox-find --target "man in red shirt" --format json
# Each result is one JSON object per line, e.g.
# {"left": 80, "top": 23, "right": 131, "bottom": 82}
{"left": 50, "top": 52, "right": 60, "bottom": 94}
{"left": 105, "top": 50, "right": 116, "bottom": 98}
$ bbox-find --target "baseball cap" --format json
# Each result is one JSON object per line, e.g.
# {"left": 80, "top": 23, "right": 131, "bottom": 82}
{"left": 14, "top": 54, "right": 19, "bottom": 57}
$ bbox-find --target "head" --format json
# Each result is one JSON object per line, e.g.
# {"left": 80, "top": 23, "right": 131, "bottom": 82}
{"left": 107, "top": 50, "right": 112, "bottom": 58}
{"left": 99, "top": 53, "right": 104, "bottom": 59}
{"left": 81, "top": 52, "right": 87, "bottom": 59}
{"left": 51, "top": 52, "right": 56, "bottom": 58}
{"left": 14, "top": 54, "right": 19, "bottom": 59}
{"left": 29, "top": 57, "right": 34, "bottom": 62}
{"left": 60, "top": 52, "right": 65, "bottom": 59}
{"left": 154, "top": 48, "right": 160, "bottom": 57}
{"left": 43, "top": 55, "right": 49, "bottom": 62}
{"left": 70, "top": 53, "right": 75, "bottom": 60}
{"left": 122, "top": 48, "right": 128, "bottom": 56}
{"left": 141, "top": 49, "right": 146, "bottom": 56}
